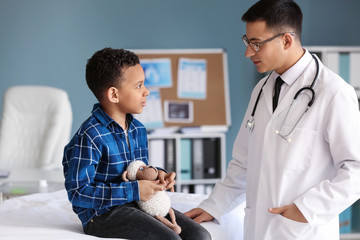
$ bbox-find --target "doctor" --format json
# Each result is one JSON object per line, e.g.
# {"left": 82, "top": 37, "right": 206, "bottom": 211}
{"left": 185, "top": 0, "right": 360, "bottom": 239}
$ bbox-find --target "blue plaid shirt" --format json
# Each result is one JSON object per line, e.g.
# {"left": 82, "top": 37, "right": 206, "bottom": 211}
{"left": 63, "top": 103, "right": 149, "bottom": 228}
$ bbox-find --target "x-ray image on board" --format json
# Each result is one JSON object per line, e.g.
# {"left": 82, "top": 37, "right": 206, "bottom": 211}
{"left": 140, "top": 58, "right": 172, "bottom": 88}
{"left": 164, "top": 100, "right": 193, "bottom": 123}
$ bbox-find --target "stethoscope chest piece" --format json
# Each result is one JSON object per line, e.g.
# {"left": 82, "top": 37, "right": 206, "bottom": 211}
{"left": 246, "top": 116, "right": 255, "bottom": 132}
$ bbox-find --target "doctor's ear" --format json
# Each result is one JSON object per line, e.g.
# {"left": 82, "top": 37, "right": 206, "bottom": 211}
{"left": 107, "top": 87, "right": 119, "bottom": 103}
{"left": 283, "top": 33, "right": 293, "bottom": 50}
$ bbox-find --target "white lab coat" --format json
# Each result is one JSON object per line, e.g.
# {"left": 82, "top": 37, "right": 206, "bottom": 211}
{"left": 199, "top": 53, "right": 360, "bottom": 239}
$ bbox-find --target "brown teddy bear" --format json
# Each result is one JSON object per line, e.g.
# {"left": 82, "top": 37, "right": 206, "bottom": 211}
{"left": 122, "top": 160, "right": 182, "bottom": 234}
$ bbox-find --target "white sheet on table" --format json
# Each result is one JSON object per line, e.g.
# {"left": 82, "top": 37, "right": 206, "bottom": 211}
{"left": 0, "top": 190, "right": 244, "bottom": 240}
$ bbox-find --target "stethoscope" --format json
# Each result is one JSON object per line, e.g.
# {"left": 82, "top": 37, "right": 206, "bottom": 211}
{"left": 246, "top": 54, "right": 319, "bottom": 142}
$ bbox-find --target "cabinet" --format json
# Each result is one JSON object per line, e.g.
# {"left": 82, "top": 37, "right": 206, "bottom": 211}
{"left": 148, "top": 132, "right": 226, "bottom": 194}
{"left": 306, "top": 46, "right": 360, "bottom": 239}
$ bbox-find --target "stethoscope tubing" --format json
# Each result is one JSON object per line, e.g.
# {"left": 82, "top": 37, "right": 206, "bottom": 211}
{"left": 250, "top": 74, "right": 272, "bottom": 117}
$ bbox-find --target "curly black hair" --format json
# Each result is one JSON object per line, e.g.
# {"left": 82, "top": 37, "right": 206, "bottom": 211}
{"left": 85, "top": 48, "right": 140, "bottom": 101}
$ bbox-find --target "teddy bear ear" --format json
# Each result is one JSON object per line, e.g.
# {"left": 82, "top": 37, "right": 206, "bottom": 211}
{"left": 122, "top": 170, "right": 129, "bottom": 182}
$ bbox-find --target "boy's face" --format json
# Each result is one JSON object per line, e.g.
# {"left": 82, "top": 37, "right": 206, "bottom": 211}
{"left": 116, "top": 64, "right": 149, "bottom": 114}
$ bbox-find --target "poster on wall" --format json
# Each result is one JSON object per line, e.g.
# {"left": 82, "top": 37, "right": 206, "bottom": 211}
{"left": 177, "top": 58, "right": 207, "bottom": 99}
{"left": 140, "top": 58, "right": 172, "bottom": 88}
{"left": 135, "top": 89, "right": 164, "bottom": 129}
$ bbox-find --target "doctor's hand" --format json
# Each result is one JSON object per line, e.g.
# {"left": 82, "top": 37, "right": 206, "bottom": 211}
{"left": 184, "top": 208, "right": 214, "bottom": 223}
{"left": 268, "top": 203, "right": 308, "bottom": 223}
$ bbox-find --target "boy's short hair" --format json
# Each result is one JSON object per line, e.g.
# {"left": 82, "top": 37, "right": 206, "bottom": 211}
{"left": 86, "top": 48, "right": 140, "bottom": 101}
{"left": 241, "top": 0, "right": 302, "bottom": 40}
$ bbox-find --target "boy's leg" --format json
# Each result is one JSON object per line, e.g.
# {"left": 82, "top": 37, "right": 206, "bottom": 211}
{"left": 84, "top": 202, "right": 181, "bottom": 240}
{"left": 172, "top": 208, "right": 212, "bottom": 240}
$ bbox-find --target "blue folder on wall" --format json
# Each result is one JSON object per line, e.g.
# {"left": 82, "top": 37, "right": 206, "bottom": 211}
{"left": 180, "top": 139, "right": 192, "bottom": 180}
{"left": 352, "top": 200, "right": 360, "bottom": 232}
{"left": 339, "top": 206, "right": 352, "bottom": 234}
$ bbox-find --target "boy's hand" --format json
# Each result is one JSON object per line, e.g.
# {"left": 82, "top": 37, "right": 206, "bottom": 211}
{"left": 158, "top": 170, "right": 176, "bottom": 192}
{"left": 138, "top": 180, "right": 165, "bottom": 201}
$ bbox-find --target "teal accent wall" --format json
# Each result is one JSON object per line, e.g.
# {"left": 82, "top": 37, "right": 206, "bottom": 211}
{"left": 1, "top": 0, "right": 360, "bottom": 165}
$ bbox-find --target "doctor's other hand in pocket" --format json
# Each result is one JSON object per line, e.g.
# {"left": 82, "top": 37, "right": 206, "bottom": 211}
{"left": 268, "top": 203, "right": 308, "bottom": 223}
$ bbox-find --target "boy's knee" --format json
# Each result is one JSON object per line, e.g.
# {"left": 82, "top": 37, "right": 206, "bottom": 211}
{"left": 187, "top": 226, "right": 212, "bottom": 240}
{"left": 147, "top": 231, "right": 181, "bottom": 240}
{"left": 198, "top": 227, "right": 212, "bottom": 240}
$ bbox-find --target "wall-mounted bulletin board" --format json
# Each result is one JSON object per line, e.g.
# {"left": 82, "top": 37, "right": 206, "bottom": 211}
{"left": 133, "top": 49, "right": 231, "bottom": 130}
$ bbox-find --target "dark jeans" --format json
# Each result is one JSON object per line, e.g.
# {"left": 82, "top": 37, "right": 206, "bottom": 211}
{"left": 84, "top": 202, "right": 211, "bottom": 240}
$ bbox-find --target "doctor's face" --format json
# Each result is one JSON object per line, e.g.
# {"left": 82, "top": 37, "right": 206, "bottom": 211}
{"left": 243, "top": 21, "right": 287, "bottom": 74}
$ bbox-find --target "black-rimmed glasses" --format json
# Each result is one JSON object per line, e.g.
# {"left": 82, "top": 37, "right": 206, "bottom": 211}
{"left": 242, "top": 33, "right": 294, "bottom": 52}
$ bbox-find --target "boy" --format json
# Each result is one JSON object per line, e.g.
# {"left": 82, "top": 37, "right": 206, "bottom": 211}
{"left": 63, "top": 48, "right": 211, "bottom": 240}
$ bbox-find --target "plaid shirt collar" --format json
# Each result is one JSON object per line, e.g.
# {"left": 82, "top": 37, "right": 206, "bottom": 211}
{"left": 91, "top": 103, "right": 134, "bottom": 129}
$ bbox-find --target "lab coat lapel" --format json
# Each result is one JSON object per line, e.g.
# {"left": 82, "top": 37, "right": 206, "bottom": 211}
{"left": 262, "top": 74, "right": 303, "bottom": 117}
{"left": 262, "top": 74, "right": 276, "bottom": 115}
{"left": 273, "top": 58, "right": 317, "bottom": 117}
{"left": 273, "top": 76, "right": 303, "bottom": 116}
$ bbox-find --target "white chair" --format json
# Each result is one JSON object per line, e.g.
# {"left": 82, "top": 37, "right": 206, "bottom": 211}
{"left": 0, "top": 86, "right": 72, "bottom": 171}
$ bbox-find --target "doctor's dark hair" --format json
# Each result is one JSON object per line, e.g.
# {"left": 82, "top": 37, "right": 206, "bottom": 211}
{"left": 85, "top": 48, "right": 140, "bottom": 101}
{"left": 242, "top": 0, "right": 303, "bottom": 40}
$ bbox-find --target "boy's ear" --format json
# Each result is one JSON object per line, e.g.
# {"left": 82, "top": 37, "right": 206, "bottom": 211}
{"left": 107, "top": 87, "right": 119, "bottom": 103}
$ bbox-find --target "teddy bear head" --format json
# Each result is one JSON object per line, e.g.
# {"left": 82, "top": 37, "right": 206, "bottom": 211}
{"left": 122, "top": 160, "right": 158, "bottom": 181}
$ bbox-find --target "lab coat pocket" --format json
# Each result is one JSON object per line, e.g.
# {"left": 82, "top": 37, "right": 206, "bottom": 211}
{"left": 278, "top": 126, "right": 316, "bottom": 171}
{"left": 273, "top": 214, "right": 312, "bottom": 238}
